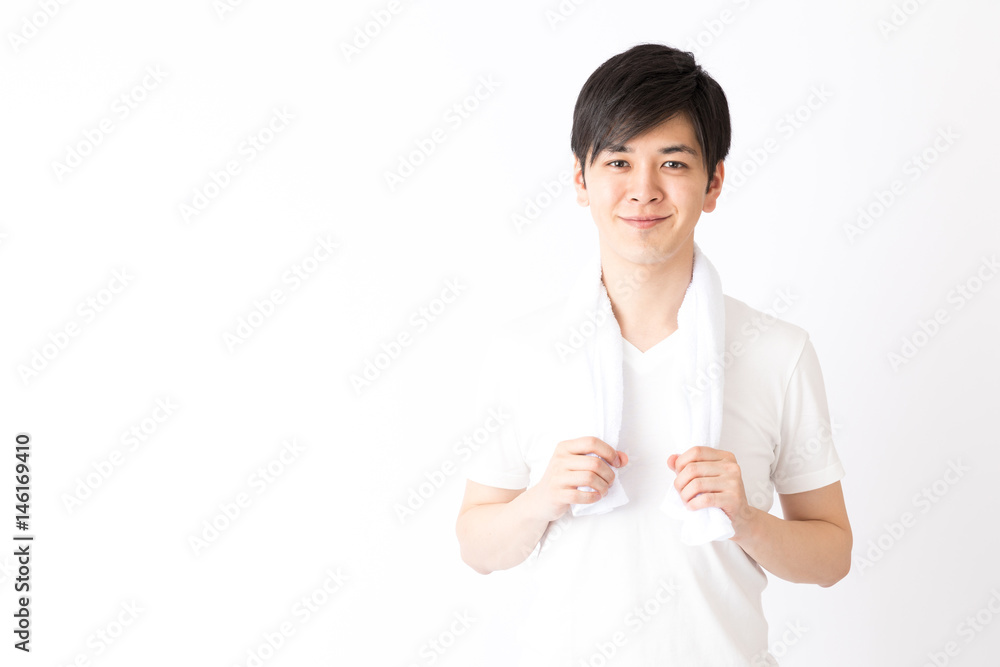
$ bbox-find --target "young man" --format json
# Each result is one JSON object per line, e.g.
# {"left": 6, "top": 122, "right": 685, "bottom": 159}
{"left": 456, "top": 43, "right": 850, "bottom": 665}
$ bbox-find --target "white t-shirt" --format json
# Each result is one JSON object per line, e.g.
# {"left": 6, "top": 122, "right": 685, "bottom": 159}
{"left": 465, "top": 293, "right": 846, "bottom": 666}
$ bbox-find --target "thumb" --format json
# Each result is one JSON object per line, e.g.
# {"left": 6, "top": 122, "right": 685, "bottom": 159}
{"left": 616, "top": 450, "right": 629, "bottom": 468}
{"left": 667, "top": 454, "right": 677, "bottom": 472}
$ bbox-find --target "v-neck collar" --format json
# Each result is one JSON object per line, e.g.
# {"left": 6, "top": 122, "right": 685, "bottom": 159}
{"left": 622, "top": 332, "right": 681, "bottom": 370}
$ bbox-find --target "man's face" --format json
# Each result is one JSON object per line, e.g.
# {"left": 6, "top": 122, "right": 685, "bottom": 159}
{"left": 572, "top": 112, "right": 724, "bottom": 268}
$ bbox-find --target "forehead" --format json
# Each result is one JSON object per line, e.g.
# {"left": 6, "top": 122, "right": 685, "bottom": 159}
{"left": 601, "top": 113, "right": 701, "bottom": 157}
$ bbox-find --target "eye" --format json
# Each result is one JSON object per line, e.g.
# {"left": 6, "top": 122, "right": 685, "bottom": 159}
{"left": 608, "top": 160, "right": 629, "bottom": 168}
{"left": 664, "top": 161, "right": 686, "bottom": 169}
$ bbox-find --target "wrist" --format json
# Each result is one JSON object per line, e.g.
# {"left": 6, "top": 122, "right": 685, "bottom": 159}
{"left": 730, "top": 504, "right": 762, "bottom": 545}
{"left": 516, "top": 484, "right": 555, "bottom": 524}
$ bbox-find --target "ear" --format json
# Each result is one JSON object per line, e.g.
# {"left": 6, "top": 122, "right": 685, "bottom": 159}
{"left": 702, "top": 160, "right": 725, "bottom": 213}
{"left": 572, "top": 154, "right": 589, "bottom": 207}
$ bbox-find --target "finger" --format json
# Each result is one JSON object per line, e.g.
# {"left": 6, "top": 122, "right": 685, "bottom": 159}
{"left": 575, "top": 455, "right": 617, "bottom": 486}
{"left": 562, "top": 436, "right": 622, "bottom": 467}
{"left": 677, "top": 475, "right": 717, "bottom": 504}
{"left": 562, "top": 470, "right": 613, "bottom": 494}
{"left": 553, "top": 454, "right": 615, "bottom": 485}
{"left": 677, "top": 457, "right": 740, "bottom": 489}
{"left": 674, "top": 462, "right": 722, "bottom": 494}
{"left": 684, "top": 490, "right": 721, "bottom": 511}
{"left": 673, "top": 445, "right": 724, "bottom": 472}
{"left": 567, "top": 488, "right": 603, "bottom": 505}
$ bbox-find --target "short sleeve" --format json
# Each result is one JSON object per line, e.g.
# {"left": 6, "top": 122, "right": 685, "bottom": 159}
{"left": 464, "top": 334, "right": 531, "bottom": 490}
{"left": 771, "top": 336, "right": 846, "bottom": 494}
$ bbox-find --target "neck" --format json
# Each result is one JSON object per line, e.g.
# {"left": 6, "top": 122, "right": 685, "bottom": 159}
{"left": 599, "top": 237, "right": 694, "bottom": 351}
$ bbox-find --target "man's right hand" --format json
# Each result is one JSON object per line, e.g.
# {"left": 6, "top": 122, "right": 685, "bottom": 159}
{"left": 524, "top": 436, "right": 628, "bottom": 522}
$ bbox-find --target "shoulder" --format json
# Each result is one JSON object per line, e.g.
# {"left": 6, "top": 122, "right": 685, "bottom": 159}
{"left": 723, "top": 293, "right": 813, "bottom": 385}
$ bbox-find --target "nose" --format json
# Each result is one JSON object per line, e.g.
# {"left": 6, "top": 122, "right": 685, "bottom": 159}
{"left": 628, "top": 164, "right": 663, "bottom": 203}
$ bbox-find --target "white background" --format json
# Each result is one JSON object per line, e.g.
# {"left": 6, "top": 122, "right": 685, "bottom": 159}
{"left": 2, "top": 0, "right": 998, "bottom": 665}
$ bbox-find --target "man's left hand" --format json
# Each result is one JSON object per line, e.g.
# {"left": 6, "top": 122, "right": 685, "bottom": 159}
{"left": 667, "top": 446, "right": 756, "bottom": 538}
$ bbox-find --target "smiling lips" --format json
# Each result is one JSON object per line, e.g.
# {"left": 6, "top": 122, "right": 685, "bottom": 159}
{"left": 620, "top": 214, "right": 669, "bottom": 229}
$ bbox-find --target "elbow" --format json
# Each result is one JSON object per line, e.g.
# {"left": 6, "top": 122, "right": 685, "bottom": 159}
{"left": 455, "top": 518, "right": 494, "bottom": 575}
{"left": 458, "top": 542, "right": 494, "bottom": 575}
{"left": 818, "top": 562, "right": 850, "bottom": 588}
{"left": 467, "top": 559, "right": 494, "bottom": 576}
{"left": 819, "top": 527, "right": 853, "bottom": 588}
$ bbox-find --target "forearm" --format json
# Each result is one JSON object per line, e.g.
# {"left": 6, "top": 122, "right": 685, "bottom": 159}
{"left": 731, "top": 507, "right": 852, "bottom": 587}
{"left": 456, "top": 488, "right": 552, "bottom": 574}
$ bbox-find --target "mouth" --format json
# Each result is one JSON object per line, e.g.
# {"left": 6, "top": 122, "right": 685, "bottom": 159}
{"left": 620, "top": 215, "right": 669, "bottom": 229}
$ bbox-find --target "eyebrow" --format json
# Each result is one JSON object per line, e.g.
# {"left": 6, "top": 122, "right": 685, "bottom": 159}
{"left": 603, "top": 143, "right": 699, "bottom": 157}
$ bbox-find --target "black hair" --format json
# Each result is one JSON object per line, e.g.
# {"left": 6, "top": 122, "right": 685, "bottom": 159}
{"left": 571, "top": 43, "right": 731, "bottom": 193}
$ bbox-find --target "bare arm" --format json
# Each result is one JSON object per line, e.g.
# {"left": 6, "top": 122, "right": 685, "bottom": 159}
{"left": 455, "top": 482, "right": 549, "bottom": 574}
{"left": 456, "top": 436, "right": 628, "bottom": 574}
{"left": 731, "top": 481, "right": 852, "bottom": 587}
{"left": 669, "top": 447, "right": 852, "bottom": 587}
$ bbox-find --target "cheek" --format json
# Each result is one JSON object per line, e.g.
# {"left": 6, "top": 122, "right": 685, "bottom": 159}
{"left": 591, "top": 184, "right": 623, "bottom": 209}
{"left": 675, "top": 183, "right": 706, "bottom": 208}
{"left": 668, "top": 192, "right": 700, "bottom": 217}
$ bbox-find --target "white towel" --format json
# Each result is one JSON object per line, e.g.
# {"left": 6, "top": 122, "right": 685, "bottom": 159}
{"left": 560, "top": 241, "right": 735, "bottom": 544}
